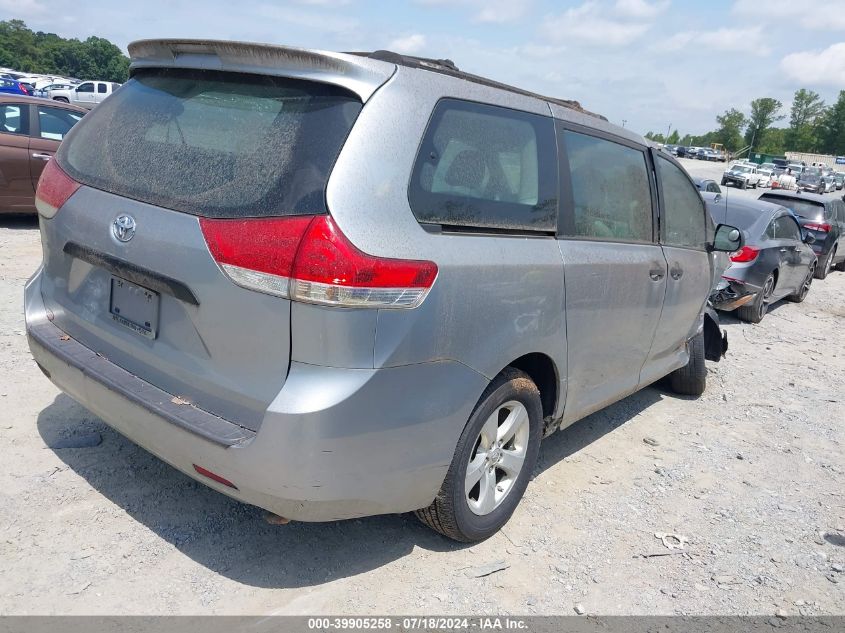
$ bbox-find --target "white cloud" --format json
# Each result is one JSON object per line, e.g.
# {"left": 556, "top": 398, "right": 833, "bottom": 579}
{"left": 541, "top": 1, "right": 651, "bottom": 46}
{"left": 476, "top": 0, "right": 532, "bottom": 23}
{"left": 254, "top": 5, "right": 358, "bottom": 35}
{"left": 614, "top": 0, "right": 669, "bottom": 19}
{"left": 415, "top": 0, "right": 532, "bottom": 24}
{"left": 733, "top": 0, "right": 845, "bottom": 31}
{"left": 0, "top": 0, "right": 45, "bottom": 17}
{"left": 388, "top": 33, "right": 427, "bottom": 55}
{"left": 781, "top": 42, "right": 845, "bottom": 85}
{"left": 653, "top": 26, "right": 770, "bottom": 55}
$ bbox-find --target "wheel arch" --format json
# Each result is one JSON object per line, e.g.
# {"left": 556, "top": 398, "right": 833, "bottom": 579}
{"left": 503, "top": 352, "right": 559, "bottom": 425}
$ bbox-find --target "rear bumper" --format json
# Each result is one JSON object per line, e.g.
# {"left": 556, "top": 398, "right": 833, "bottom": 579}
{"left": 710, "top": 278, "right": 760, "bottom": 312}
{"left": 25, "top": 270, "right": 487, "bottom": 521}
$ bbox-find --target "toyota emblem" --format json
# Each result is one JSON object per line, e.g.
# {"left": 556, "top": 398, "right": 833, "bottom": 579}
{"left": 112, "top": 215, "right": 136, "bottom": 242}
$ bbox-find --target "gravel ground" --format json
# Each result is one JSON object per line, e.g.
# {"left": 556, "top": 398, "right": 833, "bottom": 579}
{"left": 1, "top": 164, "right": 843, "bottom": 615}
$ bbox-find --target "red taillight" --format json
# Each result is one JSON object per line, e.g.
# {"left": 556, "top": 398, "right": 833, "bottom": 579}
{"left": 192, "top": 464, "right": 237, "bottom": 489}
{"left": 804, "top": 222, "right": 831, "bottom": 232}
{"left": 730, "top": 246, "right": 760, "bottom": 263}
{"left": 35, "top": 158, "right": 80, "bottom": 218}
{"left": 18, "top": 83, "right": 28, "bottom": 95}
{"left": 200, "top": 215, "right": 438, "bottom": 309}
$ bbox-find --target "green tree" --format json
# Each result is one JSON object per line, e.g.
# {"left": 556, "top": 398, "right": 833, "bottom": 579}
{"left": 666, "top": 130, "right": 680, "bottom": 145}
{"left": 757, "top": 128, "right": 787, "bottom": 155}
{"left": 0, "top": 20, "right": 129, "bottom": 82}
{"left": 714, "top": 108, "right": 746, "bottom": 151}
{"left": 786, "top": 89, "right": 826, "bottom": 152}
{"left": 818, "top": 90, "right": 845, "bottom": 155}
{"left": 745, "top": 98, "right": 785, "bottom": 152}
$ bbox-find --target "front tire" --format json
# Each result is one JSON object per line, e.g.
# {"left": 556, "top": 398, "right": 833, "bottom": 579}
{"left": 415, "top": 368, "right": 542, "bottom": 542}
{"left": 669, "top": 331, "right": 706, "bottom": 396}
{"left": 52, "top": 97, "right": 69, "bottom": 103}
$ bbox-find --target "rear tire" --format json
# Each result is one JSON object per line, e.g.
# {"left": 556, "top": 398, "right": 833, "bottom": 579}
{"left": 52, "top": 97, "right": 69, "bottom": 103}
{"left": 786, "top": 263, "right": 815, "bottom": 302}
{"left": 669, "top": 331, "right": 706, "bottom": 396}
{"left": 815, "top": 249, "right": 834, "bottom": 279}
{"left": 737, "top": 273, "right": 775, "bottom": 323}
{"left": 415, "top": 368, "right": 542, "bottom": 542}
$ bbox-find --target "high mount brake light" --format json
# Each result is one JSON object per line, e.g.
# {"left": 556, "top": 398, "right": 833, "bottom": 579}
{"left": 729, "top": 246, "right": 760, "bottom": 263}
{"left": 35, "top": 159, "right": 81, "bottom": 219}
{"left": 200, "top": 215, "right": 438, "bottom": 309}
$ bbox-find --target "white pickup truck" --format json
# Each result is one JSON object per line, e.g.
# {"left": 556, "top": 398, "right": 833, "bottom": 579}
{"left": 720, "top": 163, "right": 764, "bottom": 189}
{"left": 48, "top": 81, "right": 121, "bottom": 110}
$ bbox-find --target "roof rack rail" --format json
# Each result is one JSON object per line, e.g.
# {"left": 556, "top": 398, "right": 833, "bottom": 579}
{"left": 346, "top": 49, "right": 606, "bottom": 121}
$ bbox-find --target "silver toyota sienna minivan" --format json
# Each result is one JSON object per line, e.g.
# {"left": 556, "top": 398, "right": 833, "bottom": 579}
{"left": 25, "top": 40, "right": 743, "bottom": 542}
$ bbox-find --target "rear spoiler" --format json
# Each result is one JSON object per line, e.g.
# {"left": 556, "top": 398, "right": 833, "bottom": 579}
{"left": 127, "top": 39, "right": 396, "bottom": 101}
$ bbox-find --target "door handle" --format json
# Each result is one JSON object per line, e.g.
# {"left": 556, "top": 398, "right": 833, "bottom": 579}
{"left": 649, "top": 269, "right": 665, "bottom": 281}
{"left": 31, "top": 153, "right": 52, "bottom": 160}
{"left": 670, "top": 267, "right": 684, "bottom": 280}
{"left": 779, "top": 247, "right": 788, "bottom": 252}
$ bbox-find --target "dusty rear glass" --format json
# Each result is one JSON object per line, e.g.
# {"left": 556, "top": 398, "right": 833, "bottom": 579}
{"left": 759, "top": 195, "right": 826, "bottom": 221}
{"left": 58, "top": 68, "right": 362, "bottom": 218}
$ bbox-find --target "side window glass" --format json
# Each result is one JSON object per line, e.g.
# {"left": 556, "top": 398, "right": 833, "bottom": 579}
{"left": 37, "top": 106, "right": 83, "bottom": 140}
{"left": 0, "top": 104, "right": 27, "bottom": 135}
{"left": 76, "top": 83, "right": 93, "bottom": 93}
{"left": 97, "top": 83, "right": 107, "bottom": 94}
{"left": 655, "top": 155, "right": 707, "bottom": 249}
{"left": 408, "top": 99, "right": 558, "bottom": 232}
{"left": 775, "top": 216, "right": 801, "bottom": 241}
{"left": 561, "top": 130, "right": 653, "bottom": 242}
{"left": 765, "top": 221, "right": 776, "bottom": 239}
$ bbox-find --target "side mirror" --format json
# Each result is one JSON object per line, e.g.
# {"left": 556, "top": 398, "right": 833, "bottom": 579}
{"left": 803, "top": 232, "right": 816, "bottom": 245}
{"left": 711, "top": 224, "right": 744, "bottom": 252}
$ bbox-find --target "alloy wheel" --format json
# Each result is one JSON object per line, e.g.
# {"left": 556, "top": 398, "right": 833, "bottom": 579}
{"left": 758, "top": 275, "right": 775, "bottom": 320}
{"left": 465, "top": 400, "right": 530, "bottom": 516}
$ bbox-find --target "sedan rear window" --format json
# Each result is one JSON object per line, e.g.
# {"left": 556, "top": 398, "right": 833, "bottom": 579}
{"left": 58, "top": 68, "right": 362, "bottom": 218}
{"left": 759, "top": 195, "right": 826, "bottom": 221}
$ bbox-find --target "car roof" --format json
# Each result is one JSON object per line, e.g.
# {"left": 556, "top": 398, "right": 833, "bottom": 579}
{"left": 758, "top": 190, "right": 828, "bottom": 205}
{"left": 702, "top": 192, "right": 788, "bottom": 235}
{"left": 0, "top": 93, "right": 87, "bottom": 112}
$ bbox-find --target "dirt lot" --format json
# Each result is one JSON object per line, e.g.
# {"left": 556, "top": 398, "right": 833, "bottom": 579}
{"left": 1, "top": 167, "right": 844, "bottom": 615}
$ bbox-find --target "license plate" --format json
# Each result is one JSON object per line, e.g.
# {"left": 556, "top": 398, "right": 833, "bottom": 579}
{"left": 109, "top": 276, "right": 159, "bottom": 339}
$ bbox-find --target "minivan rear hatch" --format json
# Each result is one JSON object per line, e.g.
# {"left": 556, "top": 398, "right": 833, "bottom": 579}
{"left": 41, "top": 66, "right": 366, "bottom": 431}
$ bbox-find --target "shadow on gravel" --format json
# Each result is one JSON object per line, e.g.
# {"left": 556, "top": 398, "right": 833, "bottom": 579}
{"left": 537, "top": 386, "right": 663, "bottom": 475}
{"left": 0, "top": 215, "right": 39, "bottom": 229}
{"left": 38, "top": 384, "right": 666, "bottom": 587}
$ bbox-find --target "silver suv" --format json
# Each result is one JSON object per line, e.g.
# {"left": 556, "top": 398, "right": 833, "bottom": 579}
{"left": 25, "top": 40, "right": 742, "bottom": 542}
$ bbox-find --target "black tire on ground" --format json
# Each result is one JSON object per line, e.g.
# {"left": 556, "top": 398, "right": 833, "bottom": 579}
{"left": 786, "top": 263, "right": 815, "bottom": 303}
{"left": 815, "top": 249, "right": 834, "bottom": 279}
{"left": 736, "top": 273, "right": 775, "bottom": 323}
{"left": 669, "top": 331, "right": 706, "bottom": 396}
{"left": 415, "top": 368, "right": 542, "bottom": 542}
{"left": 52, "top": 97, "right": 69, "bottom": 103}
{"left": 721, "top": 178, "right": 727, "bottom": 186}
{"left": 741, "top": 180, "right": 747, "bottom": 190}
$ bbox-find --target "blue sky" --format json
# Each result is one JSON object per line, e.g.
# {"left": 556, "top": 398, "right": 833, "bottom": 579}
{"left": 4, "top": 0, "right": 845, "bottom": 135}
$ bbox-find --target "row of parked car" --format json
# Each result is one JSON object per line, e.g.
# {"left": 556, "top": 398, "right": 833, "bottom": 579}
{"left": 663, "top": 144, "right": 728, "bottom": 161}
{"left": 718, "top": 159, "right": 844, "bottom": 193}
{"left": 698, "top": 183, "right": 845, "bottom": 323}
{"left": 0, "top": 69, "right": 119, "bottom": 110}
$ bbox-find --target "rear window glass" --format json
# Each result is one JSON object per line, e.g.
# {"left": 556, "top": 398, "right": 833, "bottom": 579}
{"left": 409, "top": 99, "right": 558, "bottom": 232}
{"left": 58, "top": 68, "right": 362, "bottom": 218}
{"left": 759, "top": 195, "right": 825, "bottom": 221}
